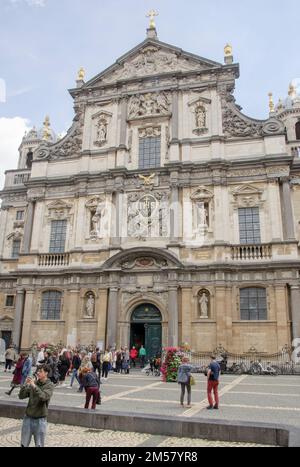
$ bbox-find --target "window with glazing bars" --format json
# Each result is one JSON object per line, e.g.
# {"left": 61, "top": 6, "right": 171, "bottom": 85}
{"left": 5, "top": 295, "right": 15, "bottom": 307}
{"left": 12, "top": 239, "right": 21, "bottom": 258}
{"left": 49, "top": 220, "right": 67, "bottom": 253}
{"left": 41, "top": 291, "right": 62, "bottom": 320}
{"left": 238, "top": 207, "right": 261, "bottom": 244}
{"left": 240, "top": 288, "right": 267, "bottom": 320}
{"left": 16, "top": 211, "right": 24, "bottom": 220}
{"left": 139, "top": 137, "right": 161, "bottom": 169}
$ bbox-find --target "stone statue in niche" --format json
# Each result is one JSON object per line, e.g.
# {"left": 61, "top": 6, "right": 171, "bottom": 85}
{"left": 95, "top": 118, "right": 108, "bottom": 146}
{"left": 197, "top": 202, "right": 208, "bottom": 228}
{"left": 90, "top": 200, "right": 107, "bottom": 238}
{"left": 195, "top": 105, "right": 206, "bottom": 128}
{"left": 199, "top": 292, "right": 209, "bottom": 319}
{"left": 84, "top": 293, "right": 95, "bottom": 318}
{"left": 193, "top": 104, "right": 208, "bottom": 135}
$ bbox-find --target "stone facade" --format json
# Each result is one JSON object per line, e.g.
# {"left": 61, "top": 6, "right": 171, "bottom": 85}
{"left": 1, "top": 28, "right": 300, "bottom": 353}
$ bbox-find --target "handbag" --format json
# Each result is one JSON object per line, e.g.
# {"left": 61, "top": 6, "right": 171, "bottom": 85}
{"left": 189, "top": 375, "right": 196, "bottom": 386}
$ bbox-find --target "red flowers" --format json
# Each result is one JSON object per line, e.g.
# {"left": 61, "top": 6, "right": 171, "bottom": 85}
{"left": 161, "top": 347, "right": 184, "bottom": 383}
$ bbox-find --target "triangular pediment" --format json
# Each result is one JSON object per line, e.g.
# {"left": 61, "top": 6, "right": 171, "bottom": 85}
{"left": 233, "top": 185, "right": 263, "bottom": 196}
{"left": 84, "top": 38, "right": 222, "bottom": 87}
{"left": 47, "top": 200, "right": 73, "bottom": 210}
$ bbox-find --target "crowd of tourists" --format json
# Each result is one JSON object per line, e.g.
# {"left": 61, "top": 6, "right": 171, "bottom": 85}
{"left": 1, "top": 342, "right": 221, "bottom": 447}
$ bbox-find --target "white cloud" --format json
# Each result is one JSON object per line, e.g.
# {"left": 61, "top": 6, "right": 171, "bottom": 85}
{"left": 9, "top": 0, "right": 46, "bottom": 6}
{"left": 0, "top": 117, "right": 31, "bottom": 190}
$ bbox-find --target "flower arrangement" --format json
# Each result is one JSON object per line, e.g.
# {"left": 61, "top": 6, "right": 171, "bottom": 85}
{"left": 161, "top": 347, "right": 183, "bottom": 383}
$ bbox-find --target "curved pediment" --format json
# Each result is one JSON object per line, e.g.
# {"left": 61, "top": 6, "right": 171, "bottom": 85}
{"left": 102, "top": 247, "right": 183, "bottom": 270}
{"left": 222, "top": 101, "right": 285, "bottom": 138}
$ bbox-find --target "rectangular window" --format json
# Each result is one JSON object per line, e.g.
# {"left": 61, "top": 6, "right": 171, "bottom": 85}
{"left": 240, "top": 288, "right": 267, "bottom": 320}
{"left": 41, "top": 291, "right": 62, "bottom": 320}
{"left": 139, "top": 136, "right": 161, "bottom": 169}
{"left": 16, "top": 211, "right": 24, "bottom": 221}
{"left": 49, "top": 220, "right": 67, "bottom": 253}
{"left": 238, "top": 207, "right": 261, "bottom": 244}
{"left": 5, "top": 295, "right": 15, "bottom": 307}
{"left": 12, "top": 239, "right": 21, "bottom": 258}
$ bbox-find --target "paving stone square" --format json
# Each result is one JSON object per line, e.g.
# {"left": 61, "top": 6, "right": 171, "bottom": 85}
{"left": 0, "top": 368, "right": 299, "bottom": 446}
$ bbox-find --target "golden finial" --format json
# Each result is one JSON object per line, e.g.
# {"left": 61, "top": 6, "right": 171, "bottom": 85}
{"left": 77, "top": 67, "right": 85, "bottom": 81}
{"left": 268, "top": 92, "right": 275, "bottom": 113}
{"left": 43, "top": 115, "right": 51, "bottom": 141}
{"left": 224, "top": 43, "right": 233, "bottom": 56}
{"left": 146, "top": 9, "right": 159, "bottom": 29}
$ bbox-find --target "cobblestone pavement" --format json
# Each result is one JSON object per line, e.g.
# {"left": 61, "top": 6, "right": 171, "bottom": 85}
{"left": 0, "top": 417, "right": 268, "bottom": 447}
{"left": 0, "top": 367, "right": 299, "bottom": 446}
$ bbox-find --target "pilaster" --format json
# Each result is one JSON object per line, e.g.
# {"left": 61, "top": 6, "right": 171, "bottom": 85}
{"left": 20, "top": 290, "right": 35, "bottom": 349}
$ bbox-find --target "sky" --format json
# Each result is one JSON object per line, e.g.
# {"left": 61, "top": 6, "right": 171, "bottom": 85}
{"left": 0, "top": 0, "right": 300, "bottom": 187}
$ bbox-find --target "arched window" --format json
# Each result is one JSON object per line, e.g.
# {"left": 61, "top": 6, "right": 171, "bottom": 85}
{"left": 41, "top": 291, "right": 62, "bottom": 320}
{"left": 26, "top": 151, "right": 33, "bottom": 169}
{"left": 240, "top": 288, "right": 267, "bottom": 321}
{"left": 295, "top": 121, "right": 300, "bottom": 141}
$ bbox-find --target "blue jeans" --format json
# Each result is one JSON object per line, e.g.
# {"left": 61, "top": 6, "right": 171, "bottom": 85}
{"left": 21, "top": 416, "right": 47, "bottom": 447}
{"left": 70, "top": 368, "right": 80, "bottom": 386}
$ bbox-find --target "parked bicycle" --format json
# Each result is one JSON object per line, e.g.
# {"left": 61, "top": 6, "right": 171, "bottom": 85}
{"left": 250, "top": 361, "right": 278, "bottom": 376}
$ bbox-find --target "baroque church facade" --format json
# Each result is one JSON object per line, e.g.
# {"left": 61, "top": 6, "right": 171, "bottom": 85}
{"left": 1, "top": 24, "right": 300, "bottom": 355}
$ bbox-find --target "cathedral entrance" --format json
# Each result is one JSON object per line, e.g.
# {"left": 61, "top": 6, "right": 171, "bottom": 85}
{"left": 130, "top": 304, "right": 162, "bottom": 359}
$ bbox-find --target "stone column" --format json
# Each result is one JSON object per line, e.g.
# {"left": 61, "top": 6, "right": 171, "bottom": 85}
{"left": 23, "top": 200, "right": 35, "bottom": 253}
{"left": 96, "top": 289, "right": 108, "bottom": 349}
{"left": 215, "top": 286, "right": 228, "bottom": 349}
{"left": 290, "top": 286, "right": 300, "bottom": 341}
{"left": 65, "top": 289, "right": 80, "bottom": 347}
{"left": 106, "top": 287, "right": 119, "bottom": 348}
{"left": 171, "top": 91, "right": 179, "bottom": 141}
{"left": 275, "top": 285, "right": 290, "bottom": 350}
{"left": 111, "top": 192, "right": 121, "bottom": 248}
{"left": 280, "top": 178, "right": 296, "bottom": 240}
{"left": 169, "top": 91, "right": 180, "bottom": 162}
{"left": 20, "top": 290, "right": 35, "bottom": 349}
{"left": 0, "top": 207, "right": 9, "bottom": 257}
{"left": 170, "top": 181, "right": 180, "bottom": 243}
{"left": 168, "top": 286, "right": 178, "bottom": 347}
{"left": 181, "top": 287, "right": 192, "bottom": 347}
{"left": 119, "top": 98, "right": 128, "bottom": 147}
{"left": 13, "top": 289, "right": 25, "bottom": 351}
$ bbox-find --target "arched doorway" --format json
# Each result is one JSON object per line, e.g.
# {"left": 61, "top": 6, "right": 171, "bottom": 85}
{"left": 130, "top": 303, "right": 162, "bottom": 358}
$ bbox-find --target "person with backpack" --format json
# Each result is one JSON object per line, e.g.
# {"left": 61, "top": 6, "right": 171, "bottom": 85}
{"left": 101, "top": 349, "right": 112, "bottom": 379}
{"left": 207, "top": 355, "right": 221, "bottom": 410}
{"left": 68, "top": 351, "right": 81, "bottom": 388}
{"left": 81, "top": 367, "right": 101, "bottom": 409}
{"left": 177, "top": 356, "right": 193, "bottom": 408}
{"left": 91, "top": 348, "right": 101, "bottom": 378}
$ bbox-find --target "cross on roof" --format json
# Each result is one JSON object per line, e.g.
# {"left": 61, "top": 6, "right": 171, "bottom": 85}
{"left": 146, "top": 9, "right": 159, "bottom": 29}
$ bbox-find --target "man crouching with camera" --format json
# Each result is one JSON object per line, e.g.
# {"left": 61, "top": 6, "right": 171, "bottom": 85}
{"left": 19, "top": 364, "right": 54, "bottom": 447}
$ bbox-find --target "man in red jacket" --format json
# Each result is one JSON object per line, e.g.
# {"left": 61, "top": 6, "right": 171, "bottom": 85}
{"left": 130, "top": 346, "right": 138, "bottom": 368}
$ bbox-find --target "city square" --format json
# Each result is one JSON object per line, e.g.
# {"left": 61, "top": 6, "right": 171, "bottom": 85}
{"left": 1, "top": 369, "right": 300, "bottom": 446}
{"left": 0, "top": 0, "right": 300, "bottom": 449}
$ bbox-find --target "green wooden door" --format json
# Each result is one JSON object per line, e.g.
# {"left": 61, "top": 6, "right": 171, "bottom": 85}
{"left": 131, "top": 304, "right": 162, "bottom": 359}
{"left": 145, "top": 324, "right": 162, "bottom": 358}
